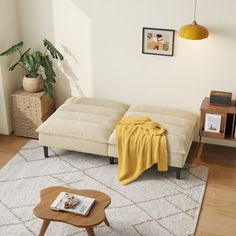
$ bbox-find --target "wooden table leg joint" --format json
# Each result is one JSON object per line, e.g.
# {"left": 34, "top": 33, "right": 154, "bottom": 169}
{"left": 194, "top": 136, "right": 203, "bottom": 158}
{"left": 39, "top": 219, "right": 50, "bottom": 236}
{"left": 104, "top": 215, "right": 110, "bottom": 227}
{"left": 86, "top": 227, "right": 95, "bottom": 236}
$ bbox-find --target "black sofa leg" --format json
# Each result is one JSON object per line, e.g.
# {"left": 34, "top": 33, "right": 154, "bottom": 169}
{"left": 110, "top": 157, "right": 115, "bottom": 164}
{"left": 176, "top": 167, "right": 181, "bottom": 179}
{"left": 43, "top": 146, "right": 49, "bottom": 158}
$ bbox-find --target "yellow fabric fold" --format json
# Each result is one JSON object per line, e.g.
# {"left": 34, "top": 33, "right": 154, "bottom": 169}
{"left": 116, "top": 116, "right": 168, "bottom": 185}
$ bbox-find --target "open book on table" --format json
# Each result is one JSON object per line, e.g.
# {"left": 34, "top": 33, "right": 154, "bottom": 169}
{"left": 50, "top": 192, "right": 95, "bottom": 216}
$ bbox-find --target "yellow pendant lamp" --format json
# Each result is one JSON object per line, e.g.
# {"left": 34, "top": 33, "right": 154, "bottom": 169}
{"left": 178, "top": 0, "right": 209, "bottom": 40}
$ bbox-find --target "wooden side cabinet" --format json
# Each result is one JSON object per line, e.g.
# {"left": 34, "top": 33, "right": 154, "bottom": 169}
{"left": 11, "top": 88, "right": 55, "bottom": 139}
{"left": 199, "top": 97, "right": 236, "bottom": 141}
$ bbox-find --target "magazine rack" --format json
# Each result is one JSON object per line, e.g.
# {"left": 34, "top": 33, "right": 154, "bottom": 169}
{"left": 196, "top": 97, "right": 236, "bottom": 157}
{"left": 199, "top": 97, "right": 236, "bottom": 140}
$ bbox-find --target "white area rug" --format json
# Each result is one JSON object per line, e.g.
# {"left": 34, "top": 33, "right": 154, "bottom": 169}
{"left": 0, "top": 140, "right": 208, "bottom": 236}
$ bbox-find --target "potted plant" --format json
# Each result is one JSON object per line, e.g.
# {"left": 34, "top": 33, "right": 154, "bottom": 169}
{"left": 0, "top": 39, "right": 64, "bottom": 99}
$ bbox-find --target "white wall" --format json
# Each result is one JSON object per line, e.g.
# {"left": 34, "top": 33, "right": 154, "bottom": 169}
{"left": 16, "top": 0, "right": 236, "bottom": 110}
{"left": 2, "top": 0, "right": 236, "bottom": 145}
{"left": 0, "top": 0, "right": 21, "bottom": 134}
{"left": 17, "top": 0, "right": 92, "bottom": 106}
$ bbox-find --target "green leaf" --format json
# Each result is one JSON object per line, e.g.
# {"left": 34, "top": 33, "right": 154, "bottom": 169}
{"left": 40, "top": 55, "right": 56, "bottom": 98}
{"left": 41, "top": 55, "right": 56, "bottom": 77}
{"left": 43, "top": 80, "right": 54, "bottom": 99}
{"left": 9, "top": 48, "right": 31, "bottom": 71}
{"left": 32, "top": 51, "right": 42, "bottom": 64}
{"left": 43, "top": 39, "right": 64, "bottom": 60}
{"left": 0, "top": 41, "right": 23, "bottom": 56}
{"left": 21, "top": 53, "right": 38, "bottom": 77}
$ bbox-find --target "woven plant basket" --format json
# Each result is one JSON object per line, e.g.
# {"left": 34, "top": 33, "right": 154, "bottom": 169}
{"left": 22, "top": 75, "right": 43, "bottom": 93}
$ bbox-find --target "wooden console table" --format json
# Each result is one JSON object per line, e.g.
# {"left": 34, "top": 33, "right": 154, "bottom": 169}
{"left": 196, "top": 97, "right": 236, "bottom": 156}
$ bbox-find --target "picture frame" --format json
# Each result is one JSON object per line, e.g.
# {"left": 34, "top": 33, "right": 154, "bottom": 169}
{"left": 204, "top": 113, "right": 222, "bottom": 133}
{"left": 142, "top": 27, "right": 175, "bottom": 56}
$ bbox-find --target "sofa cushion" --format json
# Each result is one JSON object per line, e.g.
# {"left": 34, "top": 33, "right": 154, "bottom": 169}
{"left": 108, "top": 105, "right": 197, "bottom": 156}
{"left": 65, "top": 97, "right": 128, "bottom": 112}
{"left": 37, "top": 97, "right": 129, "bottom": 143}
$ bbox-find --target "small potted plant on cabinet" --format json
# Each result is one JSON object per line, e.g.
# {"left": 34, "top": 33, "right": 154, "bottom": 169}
{"left": 0, "top": 39, "right": 64, "bottom": 99}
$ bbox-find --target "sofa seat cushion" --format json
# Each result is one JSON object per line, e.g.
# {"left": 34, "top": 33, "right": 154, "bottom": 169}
{"left": 37, "top": 97, "right": 129, "bottom": 144}
{"left": 108, "top": 105, "right": 197, "bottom": 156}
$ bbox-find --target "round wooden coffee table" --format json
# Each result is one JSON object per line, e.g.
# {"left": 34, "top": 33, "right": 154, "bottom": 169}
{"left": 33, "top": 186, "right": 111, "bottom": 236}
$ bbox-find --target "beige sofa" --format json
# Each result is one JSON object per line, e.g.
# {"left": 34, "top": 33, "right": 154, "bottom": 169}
{"left": 37, "top": 97, "right": 197, "bottom": 179}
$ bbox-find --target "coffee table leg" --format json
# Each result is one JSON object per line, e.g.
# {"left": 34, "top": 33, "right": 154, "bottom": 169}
{"left": 86, "top": 227, "right": 95, "bottom": 236}
{"left": 104, "top": 215, "right": 110, "bottom": 227}
{"left": 39, "top": 220, "right": 50, "bottom": 236}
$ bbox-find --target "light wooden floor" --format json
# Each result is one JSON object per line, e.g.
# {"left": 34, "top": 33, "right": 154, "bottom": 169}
{"left": 0, "top": 134, "right": 29, "bottom": 167}
{"left": 0, "top": 134, "right": 236, "bottom": 235}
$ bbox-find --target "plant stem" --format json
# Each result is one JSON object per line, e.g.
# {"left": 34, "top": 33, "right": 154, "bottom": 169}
{"left": 18, "top": 63, "right": 25, "bottom": 69}
{"left": 19, "top": 63, "right": 27, "bottom": 74}
{"left": 35, "top": 63, "right": 40, "bottom": 72}
{"left": 38, "top": 68, "right": 44, "bottom": 73}
{"left": 18, "top": 49, "right": 22, "bottom": 57}
{"left": 43, "top": 48, "right": 47, "bottom": 57}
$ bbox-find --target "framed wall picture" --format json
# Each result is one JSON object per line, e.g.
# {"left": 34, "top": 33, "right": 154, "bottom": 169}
{"left": 204, "top": 113, "right": 222, "bottom": 133}
{"left": 142, "top": 27, "right": 175, "bottom": 56}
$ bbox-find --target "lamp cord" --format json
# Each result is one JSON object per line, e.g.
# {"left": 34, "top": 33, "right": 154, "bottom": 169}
{"left": 194, "top": 0, "right": 198, "bottom": 21}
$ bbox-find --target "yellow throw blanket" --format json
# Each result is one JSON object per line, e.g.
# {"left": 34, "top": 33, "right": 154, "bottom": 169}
{"left": 116, "top": 116, "right": 168, "bottom": 185}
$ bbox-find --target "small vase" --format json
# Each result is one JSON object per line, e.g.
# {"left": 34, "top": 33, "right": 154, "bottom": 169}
{"left": 22, "top": 75, "right": 43, "bottom": 93}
